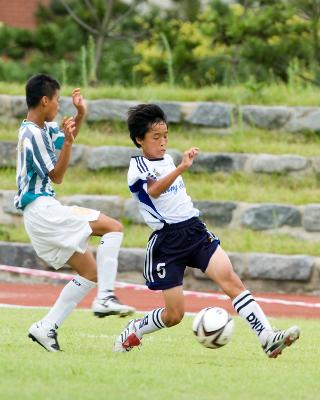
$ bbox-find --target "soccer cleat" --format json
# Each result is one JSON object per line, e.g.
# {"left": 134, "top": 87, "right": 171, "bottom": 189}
{"left": 28, "top": 321, "right": 60, "bottom": 352}
{"left": 92, "top": 295, "right": 136, "bottom": 318}
{"left": 113, "top": 319, "right": 141, "bottom": 352}
{"left": 263, "top": 326, "right": 300, "bottom": 358}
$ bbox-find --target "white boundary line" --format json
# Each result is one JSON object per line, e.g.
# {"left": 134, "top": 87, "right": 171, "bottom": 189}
{"left": 1, "top": 264, "right": 320, "bottom": 310}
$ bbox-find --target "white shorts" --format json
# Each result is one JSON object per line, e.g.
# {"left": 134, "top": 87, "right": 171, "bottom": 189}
{"left": 23, "top": 196, "right": 100, "bottom": 270}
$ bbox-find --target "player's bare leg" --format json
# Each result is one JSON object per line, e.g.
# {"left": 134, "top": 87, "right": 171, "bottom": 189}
{"left": 161, "top": 286, "right": 185, "bottom": 327}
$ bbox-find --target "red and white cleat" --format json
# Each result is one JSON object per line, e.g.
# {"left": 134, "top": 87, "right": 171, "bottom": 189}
{"left": 113, "top": 319, "right": 141, "bottom": 352}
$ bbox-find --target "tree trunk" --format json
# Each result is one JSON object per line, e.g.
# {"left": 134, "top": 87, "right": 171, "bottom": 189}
{"left": 312, "top": 17, "right": 320, "bottom": 63}
{"left": 95, "top": 34, "right": 105, "bottom": 78}
{"left": 94, "top": 0, "right": 114, "bottom": 79}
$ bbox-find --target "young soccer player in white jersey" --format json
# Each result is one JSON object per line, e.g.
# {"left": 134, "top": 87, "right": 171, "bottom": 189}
{"left": 15, "top": 74, "right": 135, "bottom": 352}
{"left": 114, "top": 104, "right": 300, "bottom": 358}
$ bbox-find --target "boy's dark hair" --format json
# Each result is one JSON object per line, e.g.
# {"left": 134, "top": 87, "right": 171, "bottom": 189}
{"left": 128, "top": 104, "right": 167, "bottom": 148}
{"left": 26, "top": 74, "right": 60, "bottom": 109}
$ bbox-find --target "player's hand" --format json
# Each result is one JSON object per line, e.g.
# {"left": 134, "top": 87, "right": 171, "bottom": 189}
{"left": 179, "top": 147, "right": 199, "bottom": 170}
{"left": 62, "top": 117, "right": 76, "bottom": 145}
{"left": 72, "top": 88, "right": 87, "bottom": 116}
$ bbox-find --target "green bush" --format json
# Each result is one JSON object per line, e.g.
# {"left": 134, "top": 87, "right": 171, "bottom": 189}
{"left": 0, "top": 0, "right": 318, "bottom": 87}
{"left": 0, "top": 59, "right": 29, "bottom": 81}
{"left": 133, "top": 1, "right": 311, "bottom": 86}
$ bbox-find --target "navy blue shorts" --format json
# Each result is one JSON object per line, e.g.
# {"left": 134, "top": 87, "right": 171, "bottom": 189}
{"left": 143, "top": 217, "right": 220, "bottom": 291}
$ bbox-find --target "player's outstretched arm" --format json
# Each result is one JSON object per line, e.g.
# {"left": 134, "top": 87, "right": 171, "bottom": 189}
{"left": 71, "top": 88, "right": 87, "bottom": 138}
{"left": 49, "top": 117, "right": 75, "bottom": 184}
{"left": 147, "top": 147, "right": 199, "bottom": 198}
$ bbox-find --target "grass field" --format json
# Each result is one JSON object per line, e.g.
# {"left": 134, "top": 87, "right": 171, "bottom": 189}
{"left": 0, "top": 308, "right": 318, "bottom": 400}
{"left": 1, "top": 119, "right": 320, "bottom": 156}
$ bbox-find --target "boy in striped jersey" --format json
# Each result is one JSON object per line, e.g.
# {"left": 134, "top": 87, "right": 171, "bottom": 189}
{"left": 114, "top": 104, "right": 300, "bottom": 358}
{"left": 15, "top": 74, "right": 134, "bottom": 352}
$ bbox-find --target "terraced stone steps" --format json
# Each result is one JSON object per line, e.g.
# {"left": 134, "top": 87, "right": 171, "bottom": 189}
{"left": 3, "top": 95, "right": 320, "bottom": 132}
{"left": 1, "top": 95, "right": 319, "bottom": 294}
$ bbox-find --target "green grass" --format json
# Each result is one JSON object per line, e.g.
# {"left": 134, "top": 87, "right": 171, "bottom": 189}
{"left": 1, "top": 119, "right": 320, "bottom": 156}
{"left": 0, "top": 308, "right": 318, "bottom": 400}
{"left": 1, "top": 167, "right": 320, "bottom": 205}
{"left": 1, "top": 81, "right": 320, "bottom": 106}
{"left": 1, "top": 223, "right": 320, "bottom": 256}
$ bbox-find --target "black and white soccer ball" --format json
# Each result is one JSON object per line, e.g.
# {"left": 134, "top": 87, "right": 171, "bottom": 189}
{"left": 192, "top": 307, "right": 234, "bottom": 349}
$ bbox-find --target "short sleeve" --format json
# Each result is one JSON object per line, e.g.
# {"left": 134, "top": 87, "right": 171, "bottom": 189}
{"left": 31, "top": 130, "right": 56, "bottom": 179}
{"left": 47, "top": 121, "right": 65, "bottom": 150}
{"left": 128, "top": 156, "right": 157, "bottom": 194}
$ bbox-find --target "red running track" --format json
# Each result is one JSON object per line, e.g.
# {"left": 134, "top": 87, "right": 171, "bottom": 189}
{"left": 0, "top": 281, "right": 319, "bottom": 319}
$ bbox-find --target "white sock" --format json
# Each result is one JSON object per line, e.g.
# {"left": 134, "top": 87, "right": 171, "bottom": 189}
{"left": 43, "top": 275, "right": 96, "bottom": 328}
{"left": 232, "top": 290, "right": 272, "bottom": 344}
{"left": 135, "top": 308, "right": 166, "bottom": 339}
{"left": 96, "top": 232, "right": 123, "bottom": 299}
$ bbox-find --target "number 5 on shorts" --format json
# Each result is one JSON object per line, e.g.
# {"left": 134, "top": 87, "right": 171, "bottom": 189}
{"left": 156, "top": 263, "right": 166, "bottom": 279}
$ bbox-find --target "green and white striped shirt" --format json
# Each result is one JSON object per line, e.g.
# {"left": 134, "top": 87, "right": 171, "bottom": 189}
{"left": 14, "top": 120, "right": 65, "bottom": 210}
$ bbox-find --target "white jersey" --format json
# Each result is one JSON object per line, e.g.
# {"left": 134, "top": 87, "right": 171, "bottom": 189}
{"left": 127, "top": 153, "right": 199, "bottom": 230}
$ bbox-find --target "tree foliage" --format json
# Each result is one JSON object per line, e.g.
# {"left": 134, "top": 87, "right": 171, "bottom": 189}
{"left": 0, "top": 0, "right": 319, "bottom": 86}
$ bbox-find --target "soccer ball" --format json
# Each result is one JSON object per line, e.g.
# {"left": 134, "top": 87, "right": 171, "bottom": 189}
{"left": 192, "top": 307, "right": 234, "bottom": 349}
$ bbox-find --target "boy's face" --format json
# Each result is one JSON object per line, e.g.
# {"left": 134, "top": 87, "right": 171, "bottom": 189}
{"left": 43, "top": 90, "right": 60, "bottom": 121}
{"left": 137, "top": 121, "right": 168, "bottom": 159}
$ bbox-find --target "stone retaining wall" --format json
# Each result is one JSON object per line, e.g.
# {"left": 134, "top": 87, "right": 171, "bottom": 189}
{"left": 0, "top": 241, "right": 318, "bottom": 294}
{"left": 1, "top": 141, "right": 319, "bottom": 175}
{"left": 3, "top": 95, "right": 320, "bottom": 132}
{"left": 1, "top": 190, "right": 320, "bottom": 237}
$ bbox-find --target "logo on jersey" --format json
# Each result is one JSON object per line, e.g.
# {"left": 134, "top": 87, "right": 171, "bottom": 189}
{"left": 153, "top": 168, "right": 161, "bottom": 177}
{"left": 164, "top": 179, "right": 185, "bottom": 195}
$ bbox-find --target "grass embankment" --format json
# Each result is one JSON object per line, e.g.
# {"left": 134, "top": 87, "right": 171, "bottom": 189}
{"left": 2, "top": 166, "right": 320, "bottom": 205}
{"left": 1, "top": 81, "right": 320, "bottom": 106}
{"left": 1, "top": 114, "right": 319, "bottom": 256}
{"left": 1, "top": 220, "right": 320, "bottom": 256}
{"left": 1, "top": 120, "right": 320, "bottom": 157}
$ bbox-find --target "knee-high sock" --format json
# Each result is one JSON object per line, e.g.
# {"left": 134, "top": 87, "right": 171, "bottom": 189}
{"left": 43, "top": 275, "right": 96, "bottom": 328}
{"left": 96, "top": 232, "right": 123, "bottom": 299}
{"left": 135, "top": 308, "right": 166, "bottom": 339}
{"left": 232, "top": 290, "right": 272, "bottom": 344}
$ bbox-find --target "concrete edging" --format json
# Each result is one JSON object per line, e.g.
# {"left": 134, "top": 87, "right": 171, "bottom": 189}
{"left": 0, "top": 241, "right": 318, "bottom": 295}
